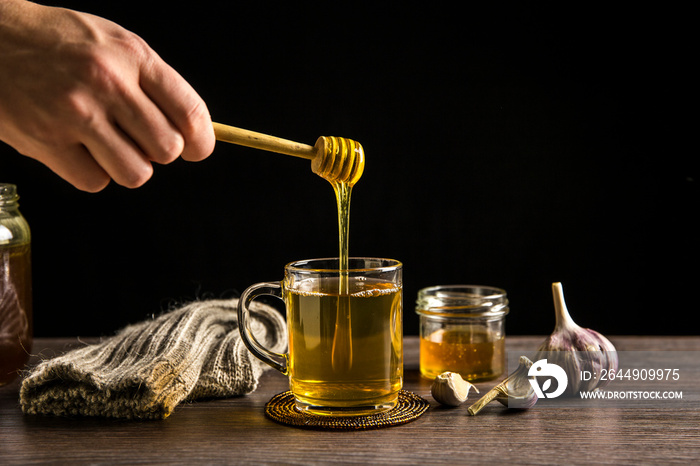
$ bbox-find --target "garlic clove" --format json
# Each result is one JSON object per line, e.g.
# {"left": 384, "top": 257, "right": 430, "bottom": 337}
{"left": 535, "top": 282, "right": 618, "bottom": 395}
{"left": 468, "top": 356, "right": 537, "bottom": 415}
{"left": 497, "top": 356, "right": 539, "bottom": 409}
{"left": 431, "top": 371, "right": 479, "bottom": 407}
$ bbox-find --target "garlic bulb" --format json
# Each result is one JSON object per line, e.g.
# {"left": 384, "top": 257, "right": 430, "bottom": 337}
{"left": 431, "top": 371, "right": 479, "bottom": 407}
{"left": 535, "top": 282, "right": 618, "bottom": 395}
{"left": 468, "top": 356, "right": 537, "bottom": 415}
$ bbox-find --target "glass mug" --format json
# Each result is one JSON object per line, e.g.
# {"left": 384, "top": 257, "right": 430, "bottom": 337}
{"left": 238, "top": 257, "right": 403, "bottom": 416}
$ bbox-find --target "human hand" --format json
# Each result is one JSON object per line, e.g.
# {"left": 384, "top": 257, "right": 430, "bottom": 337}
{"left": 0, "top": 0, "right": 215, "bottom": 192}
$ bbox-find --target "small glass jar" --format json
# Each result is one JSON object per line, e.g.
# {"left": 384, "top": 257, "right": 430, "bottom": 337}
{"left": 0, "top": 183, "right": 32, "bottom": 386}
{"left": 416, "top": 285, "right": 508, "bottom": 382}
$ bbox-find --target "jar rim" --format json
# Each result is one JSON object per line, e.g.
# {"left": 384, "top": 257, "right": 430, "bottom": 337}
{"left": 0, "top": 183, "right": 19, "bottom": 208}
{"left": 0, "top": 183, "right": 18, "bottom": 199}
{"left": 415, "top": 285, "right": 509, "bottom": 318}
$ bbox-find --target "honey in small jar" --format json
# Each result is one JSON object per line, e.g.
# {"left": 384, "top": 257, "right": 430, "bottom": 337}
{"left": 416, "top": 285, "right": 508, "bottom": 382}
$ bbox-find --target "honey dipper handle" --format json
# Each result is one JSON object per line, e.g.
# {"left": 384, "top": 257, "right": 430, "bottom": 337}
{"left": 212, "top": 122, "right": 316, "bottom": 160}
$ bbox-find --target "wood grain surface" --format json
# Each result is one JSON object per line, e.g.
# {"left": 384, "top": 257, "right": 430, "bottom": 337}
{"left": 2, "top": 336, "right": 699, "bottom": 464}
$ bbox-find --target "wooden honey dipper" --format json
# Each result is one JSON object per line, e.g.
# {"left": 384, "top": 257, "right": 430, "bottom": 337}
{"left": 212, "top": 122, "right": 364, "bottom": 185}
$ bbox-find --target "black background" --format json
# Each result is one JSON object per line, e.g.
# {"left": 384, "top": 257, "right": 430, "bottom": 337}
{"left": 1, "top": 2, "right": 696, "bottom": 338}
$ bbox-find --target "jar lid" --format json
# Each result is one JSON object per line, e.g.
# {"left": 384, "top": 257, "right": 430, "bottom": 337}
{"left": 415, "top": 285, "right": 509, "bottom": 318}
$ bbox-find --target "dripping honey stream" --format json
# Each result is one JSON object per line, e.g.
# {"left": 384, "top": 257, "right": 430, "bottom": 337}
{"left": 331, "top": 179, "right": 353, "bottom": 372}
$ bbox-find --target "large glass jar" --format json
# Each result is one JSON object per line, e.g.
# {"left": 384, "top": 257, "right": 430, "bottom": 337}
{"left": 416, "top": 285, "right": 508, "bottom": 382}
{"left": 0, "top": 183, "right": 32, "bottom": 386}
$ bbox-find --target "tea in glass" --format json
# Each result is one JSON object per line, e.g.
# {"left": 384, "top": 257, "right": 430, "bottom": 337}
{"left": 238, "top": 257, "right": 403, "bottom": 416}
{"left": 287, "top": 276, "right": 402, "bottom": 414}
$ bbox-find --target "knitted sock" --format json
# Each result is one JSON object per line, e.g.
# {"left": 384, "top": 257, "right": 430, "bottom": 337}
{"left": 19, "top": 298, "right": 287, "bottom": 420}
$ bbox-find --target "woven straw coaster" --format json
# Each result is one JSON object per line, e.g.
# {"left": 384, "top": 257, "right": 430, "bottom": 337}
{"left": 264, "top": 390, "right": 429, "bottom": 430}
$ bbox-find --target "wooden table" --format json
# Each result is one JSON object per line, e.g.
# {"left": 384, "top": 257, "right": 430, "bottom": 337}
{"left": 2, "top": 336, "right": 699, "bottom": 464}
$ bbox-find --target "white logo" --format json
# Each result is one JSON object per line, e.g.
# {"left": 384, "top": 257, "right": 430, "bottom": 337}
{"left": 528, "top": 359, "right": 568, "bottom": 399}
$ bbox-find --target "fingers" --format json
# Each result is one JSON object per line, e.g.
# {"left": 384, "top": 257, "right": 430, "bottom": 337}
{"left": 66, "top": 56, "right": 206, "bottom": 189}
{"left": 112, "top": 86, "right": 185, "bottom": 166}
{"left": 35, "top": 61, "right": 201, "bottom": 191}
{"left": 31, "top": 144, "right": 111, "bottom": 193}
{"left": 36, "top": 102, "right": 156, "bottom": 191}
{"left": 41, "top": 124, "right": 153, "bottom": 192}
{"left": 82, "top": 119, "right": 154, "bottom": 189}
{"left": 139, "top": 57, "right": 215, "bottom": 163}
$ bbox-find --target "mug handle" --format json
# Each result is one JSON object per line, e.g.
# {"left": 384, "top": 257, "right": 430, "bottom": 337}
{"left": 237, "top": 281, "right": 289, "bottom": 375}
